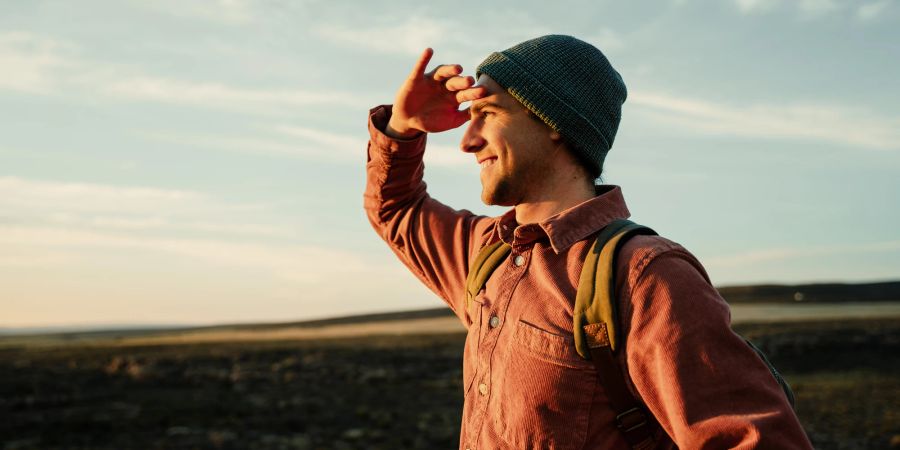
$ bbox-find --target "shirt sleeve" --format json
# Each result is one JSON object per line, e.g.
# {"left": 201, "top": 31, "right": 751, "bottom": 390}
{"left": 619, "top": 242, "right": 813, "bottom": 449}
{"left": 363, "top": 105, "right": 495, "bottom": 326}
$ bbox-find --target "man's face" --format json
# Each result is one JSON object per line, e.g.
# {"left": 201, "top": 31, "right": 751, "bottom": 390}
{"left": 461, "top": 75, "right": 560, "bottom": 207}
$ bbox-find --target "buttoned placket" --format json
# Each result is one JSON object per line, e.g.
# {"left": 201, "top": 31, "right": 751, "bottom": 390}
{"left": 468, "top": 240, "right": 532, "bottom": 449}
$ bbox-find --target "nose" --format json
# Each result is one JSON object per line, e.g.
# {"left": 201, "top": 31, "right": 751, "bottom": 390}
{"left": 460, "top": 119, "right": 486, "bottom": 154}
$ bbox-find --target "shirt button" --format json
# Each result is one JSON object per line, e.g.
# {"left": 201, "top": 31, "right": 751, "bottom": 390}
{"left": 513, "top": 255, "right": 525, "bottom": 266}
{"left": 478, "top": 383, "right": 489, "bottom": 395}
{"left": 489, "top": 316, "right": 500, "bottom": 328}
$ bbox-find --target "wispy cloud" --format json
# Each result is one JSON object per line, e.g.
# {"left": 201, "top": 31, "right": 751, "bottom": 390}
{"left": 0, "top": 225, "right": 362, "bottom": 283}
{"left": 0, "top": 175, "right": 371, "bottom": 286}
{"left": 857, "top": 0, "right": 891, "bottom": 20}
{"left": 585, "top": 29, "right": 626, "bottom": 53}
{"left": 273, "top": 125, "right": 361, "bottom": 153}
{"left": 0, "top": 32, "right": 77, "bottom": 94}
{"left": 313, "top": 16, "right": 453, "bottom": 56}
{"left": 706, "top": 240, "right": 900, "bottom": 268}
{"left": 0, "top": 249, "right": 74, "bottom": 268}
{"left": 735, "top": 0, "right": 778, "bottom": 14}
{"left": 103, "top": 77, "right": 365, "bottom": 111}
{"left": 423, "top": 143, "right": 471, "bottom": 168}
{"left": 798, "top": 0, "right": 839, "bottom": 17}
{"left": 144, "top": 125, "right": 474, "bottom": 168}
{"left": 0, "top": 32, "right": 363, "bottom": 113}
{"left": 0, "top": 176, "right": 205, "bottom": 214}
{"left": 0, "top": 176, "right": 287, "bottom": 239}
{"left": 630, "top": 91, "right": 900, "bottom": 150}
{"left": 311, "top": 12, "right": 550, "bottom": 64}
{"left": 734, "top": 0, "right": 842, "bottom": 17}
{"left": 127, "top": 0, "right": 256, "bottom": 25}
{"left": 0, "top": 177, "right": 418, "bottom": 326}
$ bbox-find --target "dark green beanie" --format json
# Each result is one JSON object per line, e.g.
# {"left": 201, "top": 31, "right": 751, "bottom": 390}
{"left": 476, "top": 35, "right": 627, "bottom": 176}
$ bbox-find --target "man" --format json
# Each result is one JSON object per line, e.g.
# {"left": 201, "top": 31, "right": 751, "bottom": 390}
{"left": 365, "top": 35, "right": 812, "bottom": 449}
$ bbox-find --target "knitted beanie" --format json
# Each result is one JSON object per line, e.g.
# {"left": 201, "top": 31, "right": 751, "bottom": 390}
{"left": 476, "top": 35, "right": 627, "bottom": 176}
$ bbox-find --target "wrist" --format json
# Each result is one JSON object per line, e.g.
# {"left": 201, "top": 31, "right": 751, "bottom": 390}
{"left": 385, "top": 117, "right": 424, "bottom": 140}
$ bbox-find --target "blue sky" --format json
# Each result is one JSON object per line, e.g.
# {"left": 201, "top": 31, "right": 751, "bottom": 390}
{"left": 1, "top": 0, "right": 898, "bottom": 328}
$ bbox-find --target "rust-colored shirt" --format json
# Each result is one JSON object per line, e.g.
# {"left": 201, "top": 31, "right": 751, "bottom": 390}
{"left": 364, "top": 105, "right": 812, "bottom": 450}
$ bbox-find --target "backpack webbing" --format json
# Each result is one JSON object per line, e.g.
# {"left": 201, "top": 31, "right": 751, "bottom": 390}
{"left": 465, "top": 240, "right": 511, "bottom": 314}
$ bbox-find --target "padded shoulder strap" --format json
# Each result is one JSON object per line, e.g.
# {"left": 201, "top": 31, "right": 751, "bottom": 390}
{"left": 573, "top": 219, "right": 657, "bottom": 359}
{"left": 574, "top": 219, "right": 659, "bottom": 449}
{"left": 465, "top": 240, "right": 512, "bottom": 311}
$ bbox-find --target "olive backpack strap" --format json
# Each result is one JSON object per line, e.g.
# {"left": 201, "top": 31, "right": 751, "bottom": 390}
{"left": 465, "top": 240, "right": 512, "bottom": 313}
{"left": 746, "top": 339, "right": 796, "bottom": 408}
{"left": 574, "top": 219, "right": 659, "bottom": 450}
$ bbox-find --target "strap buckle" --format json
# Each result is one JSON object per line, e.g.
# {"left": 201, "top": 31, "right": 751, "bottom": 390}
{"left": 615, "top": 407, "right": 649, "bottom": 433}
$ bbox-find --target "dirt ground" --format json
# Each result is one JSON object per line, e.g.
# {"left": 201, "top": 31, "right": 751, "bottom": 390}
{"left": 1, "top": 319, "right": 898, "bottom": 450}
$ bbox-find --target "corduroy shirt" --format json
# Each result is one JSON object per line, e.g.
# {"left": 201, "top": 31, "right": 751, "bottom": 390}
{"left": 364, "top": 105, "right": 813, "bottom": 450}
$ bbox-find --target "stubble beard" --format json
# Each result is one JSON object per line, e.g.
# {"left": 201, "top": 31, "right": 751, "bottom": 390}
{"left": 480, "top": 165, "right": 523, "bottom": 207}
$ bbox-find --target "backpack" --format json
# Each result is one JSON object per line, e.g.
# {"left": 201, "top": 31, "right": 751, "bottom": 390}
{"left": 464, "top": 219, "right": 795, "bottom": 449}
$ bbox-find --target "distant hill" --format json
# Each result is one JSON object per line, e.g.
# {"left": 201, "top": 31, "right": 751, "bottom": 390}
{"left": 717, "top": 280, "right": 900, "bottom": 304}
{"left": 209, "top": 280, "right": 900, "bottom": 330}
{"left": 2, "top": 280, "right": 897, "bottom": 341}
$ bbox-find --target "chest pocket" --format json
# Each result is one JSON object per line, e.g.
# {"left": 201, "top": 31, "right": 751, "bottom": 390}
{"left": 493, "top": 320, "right": 595, "bottom": 450}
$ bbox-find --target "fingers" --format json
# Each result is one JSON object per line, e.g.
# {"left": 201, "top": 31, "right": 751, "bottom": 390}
{"left": 408, "top": 48, "right": 434, "bottom": 80}
{"left": 455, "top": 86, "right": 487, "bottom": 103}
{"left": 444, "top": 75, "right": 474, "bottom": 91}
{"left": 432, "top": 64, "right": 462, "bottom": 81}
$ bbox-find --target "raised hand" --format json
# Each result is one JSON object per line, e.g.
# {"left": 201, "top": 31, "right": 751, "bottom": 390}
{"left": 386, "top": 48, "right": 487, "bottom": 139}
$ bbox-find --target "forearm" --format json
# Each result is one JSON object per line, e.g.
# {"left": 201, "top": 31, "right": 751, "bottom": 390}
{"left": 364, "top": 105, "right": 492, "bottom": 320}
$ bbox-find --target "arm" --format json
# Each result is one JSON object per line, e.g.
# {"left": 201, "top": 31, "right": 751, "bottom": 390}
{"left": 620, "top": 243, "right": 813, "bottom": 449}
{"left": 364, "top": 49, "right": 492, "bottom": 325}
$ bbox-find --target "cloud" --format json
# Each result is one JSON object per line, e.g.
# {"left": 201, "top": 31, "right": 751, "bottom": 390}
{"left": 0, "top": 32, "right": 363, "bottom": 114}
{"left": 705, "top": 240, "right": 900, "bottom": 268}
{"left": 0, "top": 176, "right": 205, "bottom": 214}
{"left": 311, "top": 12, "right": 555, "bottom": 66}
{"left": 103, "top": 77, "right": 365, "bottom": 111}
{"left": 0, "top": 176, "right": 286, "bottom": 239}
{"left": 0, "top": 249, "right": 73, "bottom": 268}
{"left": 0, "top": 32, "right": 77, "bottom": 94}
{"left": 798, "top": 0, "right": 839, "bottom": 16}
{"left": 734, "top": 0, "right": 842, "bottom": 17}
{"left": 734, "top": 0, "right": 778, "bottom": 14}
{"left": 144, "top": 125, "right": 474, "bottom": 168}
{"left": 585, "top": 29, "right": 626, "bottom": 53}
{"left": 630, "top": 91, "right": 900, "bottom": 150}
{"left": 0, "top": 225, "right": 366, "bottom": 283}
{"left": 273, "top": 125, "right": 361, "bottom": 153}
{"left": 0, "top": 176, "right": 375, "bottom": 285}
{"left": 857, "top": 0, "right": 891, "bottom": 20}
{"left": 423, "top": 143, "right": 471, "bottom": 168}
{"left": 128, "top": 0, "right": 256, "bottom": 25}
{"left": 313, "top": 16, "right": 453, "bottom": 56}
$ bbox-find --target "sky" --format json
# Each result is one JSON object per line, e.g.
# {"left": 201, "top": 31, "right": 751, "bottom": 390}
{"left": 1, "top": 0, "right": 898, "bottom": 329}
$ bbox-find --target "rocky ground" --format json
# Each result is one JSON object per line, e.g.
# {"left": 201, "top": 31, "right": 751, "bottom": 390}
{"left": 1, "top": 319, "right": 898, "bottom": 450}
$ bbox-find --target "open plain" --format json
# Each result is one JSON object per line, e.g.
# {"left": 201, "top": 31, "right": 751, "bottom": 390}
{"left": 3, "top": 283, "right": 900, "bottom": 450}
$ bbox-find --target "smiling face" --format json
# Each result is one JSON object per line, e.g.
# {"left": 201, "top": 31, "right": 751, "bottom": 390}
{"left": 460, "top": 75, "right": 563, "bottom": 207}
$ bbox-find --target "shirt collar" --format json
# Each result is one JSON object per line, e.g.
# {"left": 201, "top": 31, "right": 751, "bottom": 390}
{"left": 495, "top": 185, "right": 631, "bottom": 253}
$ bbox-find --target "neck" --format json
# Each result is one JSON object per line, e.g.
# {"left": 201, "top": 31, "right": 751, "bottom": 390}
{"left": 514, "top": 176, "right": 595, "bottom": 225}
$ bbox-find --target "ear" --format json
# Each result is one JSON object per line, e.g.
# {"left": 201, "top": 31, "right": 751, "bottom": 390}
{"left": 549, "top": 130, "right": 562, "bottom": 141}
